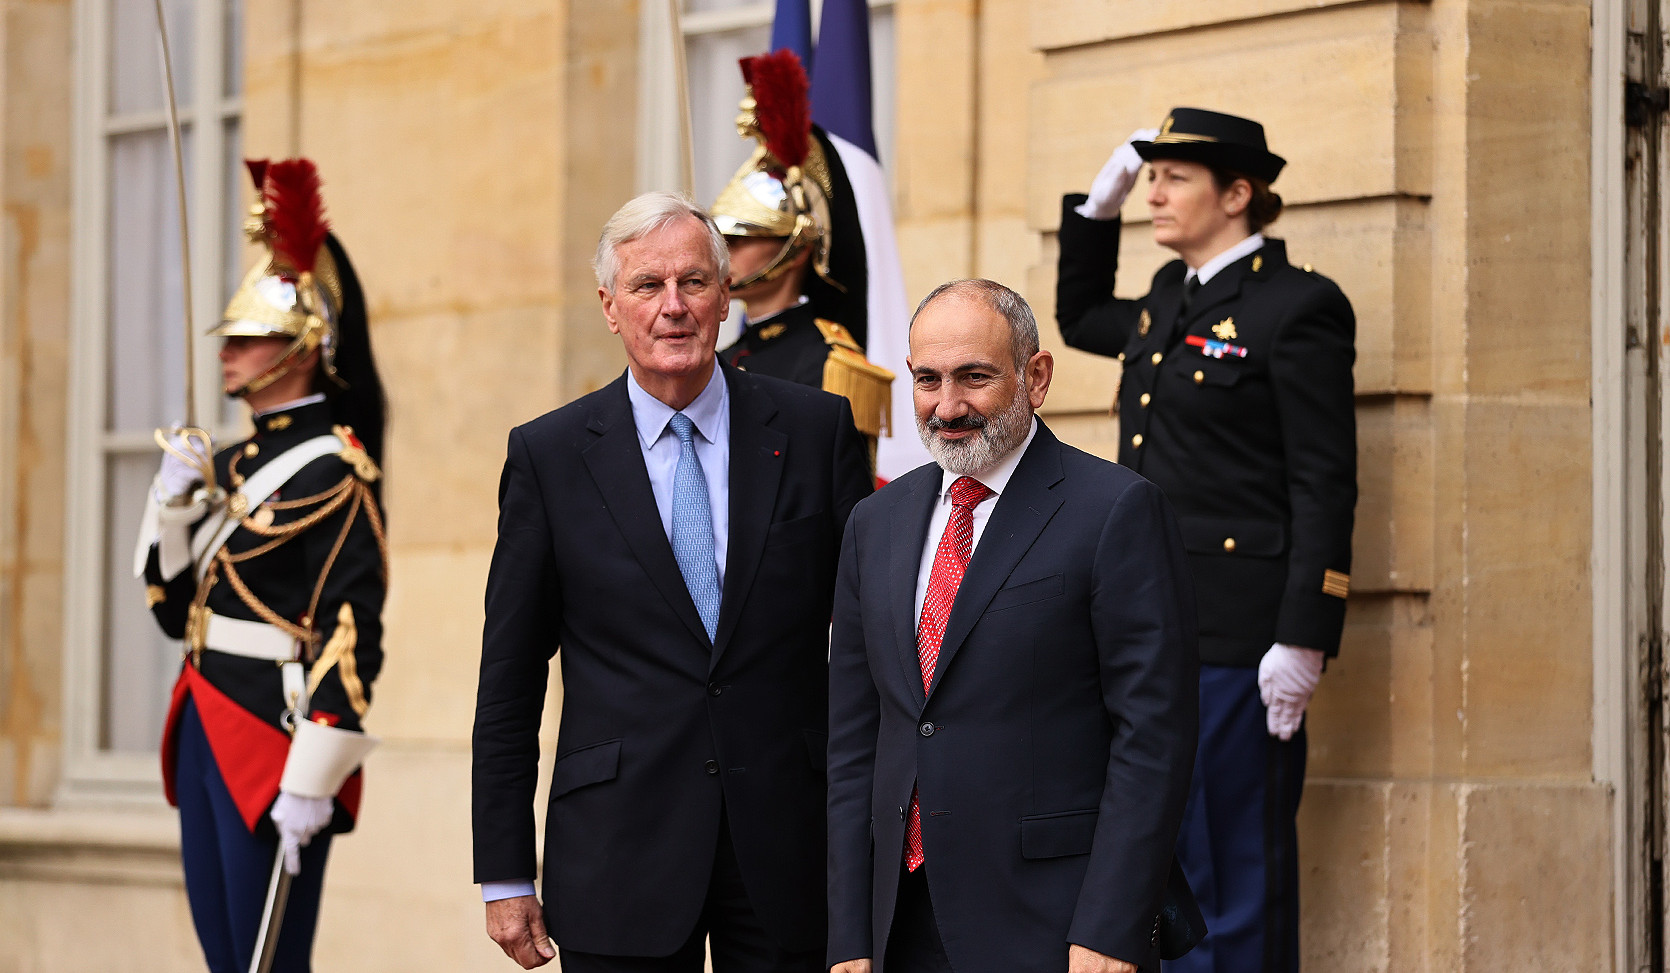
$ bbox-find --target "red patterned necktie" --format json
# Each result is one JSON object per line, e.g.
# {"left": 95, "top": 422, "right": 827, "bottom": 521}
{"left": 905, "top": 475, "right": 992, "bottom": 872}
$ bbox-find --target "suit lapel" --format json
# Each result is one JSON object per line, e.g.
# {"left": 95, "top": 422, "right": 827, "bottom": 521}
{"left": 1183, "top": 258, "right": 1246, "bottom": 329}
{"left": 926, "top": 425, "right": 1066, "bottom": 702}
{"left": 712, "top": 366, "right": 787, "bottom": 668}
{"left": 1147, "top": 263, "right": 1187, "bottom": 351}
{"left": 888, "top": 470, "right": 939, "bottom": 704}
{"left": 579, "top": 376, "right": 712, "bottom": 649}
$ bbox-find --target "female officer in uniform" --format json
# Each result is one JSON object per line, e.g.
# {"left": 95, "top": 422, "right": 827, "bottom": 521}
{"left": 1056, "top": 108, "right": 1357, "bottom": 973}
{"left": 136, "top": 158, "right": 386, "bottom": 973}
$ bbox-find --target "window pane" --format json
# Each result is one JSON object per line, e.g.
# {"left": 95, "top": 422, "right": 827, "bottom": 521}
{"left": 870, "top": 7, "right": 896, "bottom": 169}
{"left": 107, "top": 127, "right": 192, "bottom": 433}
{"left": 111, "top": 0, "right": 197, "bottom": 116}
{"left": 687, "top": 23, "right": 771, "bottom": 212}
{"left": 102, "top": 453, "right": 183, "bottom": 753}
{"left": 222, "top": 0, "right": 242, "bottom": 99}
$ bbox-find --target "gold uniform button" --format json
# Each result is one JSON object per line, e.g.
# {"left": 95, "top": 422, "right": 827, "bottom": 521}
{"left": 1131, "top": 434, "right": 1144, "bottom": 448}
{"left": 1117, "top": 352, "right": 1126, "bottom": 362}
{"left": 244, "top": 443, "right": 259, "bottom": 458}
{"left": 1139, "top": 393, "right": 1151, "bottom": 407}
{"left": 1194, "top": 370, "right": 1205, "bottom": 384}
{"left": 1150, "top": 352, "right": 1163, "bottom": 365}
{"left": 1304, "top": 263, "right": 1314, "bottom": 272}
{"left": 1223, "top": 537, "right": 1237, "bottom": 552}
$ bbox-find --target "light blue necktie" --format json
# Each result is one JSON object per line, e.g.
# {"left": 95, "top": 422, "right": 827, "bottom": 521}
{"left": 668, "top": 412, "right": 720, "bottom": 641}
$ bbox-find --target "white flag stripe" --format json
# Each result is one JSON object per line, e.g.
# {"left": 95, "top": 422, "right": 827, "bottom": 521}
{"left": 824, "top": 131, "right": 932, "bottom": 481}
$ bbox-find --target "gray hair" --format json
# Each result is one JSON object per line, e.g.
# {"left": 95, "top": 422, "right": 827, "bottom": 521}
{"left": 911, "top": 278, "right": 1040, "bottom": 373}
{"left": 592, "top": 191, "right": 730, "bottom": 292}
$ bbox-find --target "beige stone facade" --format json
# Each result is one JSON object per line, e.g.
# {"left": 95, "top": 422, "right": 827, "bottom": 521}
{"left": 0, "top": 0, "right": 1636, "bottom": 969}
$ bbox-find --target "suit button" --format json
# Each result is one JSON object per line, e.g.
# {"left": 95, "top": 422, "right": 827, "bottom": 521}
{"left": 1131, "top": 434, "right": 1143, "bottom": 448}
{"left": 1223, "top": 537, "right": 1237, "bottom": 552}
{"left": 1150, "top": 352, "right": 1163, "bottom": 365}
{"left": 704, "top": 760, "right": 719, "bottom": 775}
{"left": 1139, "top": 392, "right": 1151, "bottom": 407}
{"left": 919, "top": 722, "right": 936, "bottom": 737}
{"left": 1116, "top": 352, "right": 1126, "bottom": 363}
{"left": 707, "top": 682, "right": 723, "bottom": 697}
{"left": 1194, "top": 370, "right": 1205, "bottom": 384}
{"left": 899, "top": 806, "right": 907, "bottom": 820}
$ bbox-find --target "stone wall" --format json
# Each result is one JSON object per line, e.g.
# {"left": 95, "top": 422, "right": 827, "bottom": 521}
{"left": 0, "top": 0, "right": 1621, "bottom": 969}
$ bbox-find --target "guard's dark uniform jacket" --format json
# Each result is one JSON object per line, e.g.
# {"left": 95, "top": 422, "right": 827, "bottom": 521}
{"left": 720, "top": 301, "right": 836, "bottom": 387}
{"left": 143, "top": 398, "right": 387, "bottom": 833}
{"left": 1056, "top": 194, "right": 1356, "bottom": 667}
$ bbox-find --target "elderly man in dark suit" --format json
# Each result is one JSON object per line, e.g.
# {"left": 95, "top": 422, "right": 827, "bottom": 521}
{"left": 472, "top": 191, "right": 873, "bottom": 973}
{"left": 827, "top": 278, "right": 1201, "bottom": 973}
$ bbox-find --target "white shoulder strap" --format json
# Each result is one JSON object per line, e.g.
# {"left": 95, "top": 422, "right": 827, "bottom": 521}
{"left": 192, "top": 434, "right": 343, "bottom": 578}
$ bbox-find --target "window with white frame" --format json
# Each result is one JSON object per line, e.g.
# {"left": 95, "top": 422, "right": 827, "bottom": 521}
{"left": 640, "top": 0, "right": 896, "bottom": 216}
{"left": 63, "top": 0, "right": 245, "bottom": 798}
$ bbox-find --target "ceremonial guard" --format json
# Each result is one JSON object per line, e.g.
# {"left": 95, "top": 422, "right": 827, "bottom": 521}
{"left": 710, "top": 50, "right": 893, "bottom": 456}
{"left": 1057, "top": 108, "right": 1357, "bottom": 973}
{"left": 135, "top": 159, "right": 387, "bottom": 973}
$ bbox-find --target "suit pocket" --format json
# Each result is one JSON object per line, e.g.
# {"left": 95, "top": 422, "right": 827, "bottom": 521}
{"left": 1178, "top": 515, "right": 1286, "bottom": 558}
{"left": 803, "top": 728, "right": 827, "bottom": 773}
{"left": 1020, "top": 808, "right": 1098, "bottom": 860}
{"left": 1192, "top": 356, "right": 1249, "bottom": 387}
{"left": 766, "top": 513, "right": 827, "bottom": 548}
{"left": 986, "top": 574, "right": 1065, "bottom": 613}
{"left": 549, "top": 738, "right": 622, "bottom": 800}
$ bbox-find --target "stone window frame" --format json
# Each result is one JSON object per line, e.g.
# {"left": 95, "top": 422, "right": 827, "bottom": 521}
{"left": 59, "top": 0, "right": 244, "bottom": 805}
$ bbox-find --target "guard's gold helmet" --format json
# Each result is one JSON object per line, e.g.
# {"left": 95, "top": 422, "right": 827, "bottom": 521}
{"left": 710, "top": 51, "right": 841, "bottom": 292}
{"left": 213, "top": 159, "right": 345, "bottom": 397}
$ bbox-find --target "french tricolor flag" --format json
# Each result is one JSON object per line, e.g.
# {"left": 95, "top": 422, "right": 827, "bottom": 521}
{"left": 776, "top": 0, "right": 928, "bottom": 482}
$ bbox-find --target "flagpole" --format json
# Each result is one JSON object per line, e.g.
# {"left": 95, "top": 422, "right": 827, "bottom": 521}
{"left": 666, "top": 0, "right": 695, "bottom": 196}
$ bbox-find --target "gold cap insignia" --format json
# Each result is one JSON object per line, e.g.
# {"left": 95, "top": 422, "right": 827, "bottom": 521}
{"left": 1160, "top": 116, "right": 1174, "bottom": 137}
{"left": 1212, "top": 318, "right": 1237, "bottom": 341}
{"left": 1251, "top": 255, "right": 1263, "bottom": 273}
{"left": 1138, "top": 308, "right": 1152, "bottom": 337}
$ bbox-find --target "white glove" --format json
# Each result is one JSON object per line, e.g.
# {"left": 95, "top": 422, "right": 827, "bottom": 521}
{"left": 270, "top": 791, "right": 334, "bottom": 876}
{"left": 1074, "top": 127, "right": 1160, "bottom": 220}
{"left": 1257, "top": 643, "right": 1325, "bottom": 741}
{"left": 154, "top": 431, "right": 209, "bottom": 503}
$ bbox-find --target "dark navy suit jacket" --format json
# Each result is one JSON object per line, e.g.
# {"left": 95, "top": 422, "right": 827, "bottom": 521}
{"left": 827, "top": 420, "right": 1200, "bottom": 972}
{"left": 473, "top": 361, "right": 872, "bottom": 956}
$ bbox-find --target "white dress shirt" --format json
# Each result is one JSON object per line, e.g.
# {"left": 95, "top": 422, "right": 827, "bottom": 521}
{"left": 1187, "top": 232, "right": 1265, "bottom": 286}
{"left": 913, "top": 418, "right": 1039, "bottom": 623}
{"left": 626, "top": 361, "right": 731, "bottom": 589}
{"left": 251, "top": 392, "right": 326, "bottom": 418}
{"left": 481, "top": 361, "right": 732, "bottom": 905}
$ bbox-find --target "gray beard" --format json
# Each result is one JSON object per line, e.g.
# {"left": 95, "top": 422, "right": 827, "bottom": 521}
{"left": 917, "top": 390, "right": 1033, "bottom": 477}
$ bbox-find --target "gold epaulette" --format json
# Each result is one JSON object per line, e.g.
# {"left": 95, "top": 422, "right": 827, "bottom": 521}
{"left": 332, "top": 425, "right": 381, "bottom": 482}
{"left": 814, "top": 319, "right": 894, "bottom": 439}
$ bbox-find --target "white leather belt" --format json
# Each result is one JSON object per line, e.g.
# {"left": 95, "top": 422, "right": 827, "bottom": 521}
{"left": 202, "top": 612, "right": 298, "bottom": 662}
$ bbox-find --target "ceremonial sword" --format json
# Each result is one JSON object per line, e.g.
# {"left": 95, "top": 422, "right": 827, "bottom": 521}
{"left": 151, "top": 3, "right": 283, "bottom": 970}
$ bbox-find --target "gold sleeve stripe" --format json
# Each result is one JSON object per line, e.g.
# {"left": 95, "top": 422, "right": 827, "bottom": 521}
{"left": 307, "top": 602, "right": 370, "bottom": 718}
{"left": 1322, "top": 569, "right": 1351, "bottom": 599}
